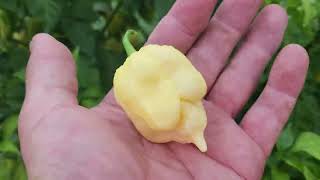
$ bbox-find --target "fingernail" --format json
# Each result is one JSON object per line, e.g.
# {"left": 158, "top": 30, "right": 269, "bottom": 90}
{"left": 29, "top": 33, "right": 53, "bottom": 52}
{"left": 29, "top": 35, "right": 41, "bottom": 53}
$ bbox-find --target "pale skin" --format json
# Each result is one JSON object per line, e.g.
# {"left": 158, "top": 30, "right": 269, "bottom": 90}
{"left": 19, "top": 0, "right": 309, "bottom": 180}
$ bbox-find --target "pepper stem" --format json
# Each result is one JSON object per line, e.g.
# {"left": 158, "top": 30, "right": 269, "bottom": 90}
{"left": 122, "top": 30, "right": 145, "bottom": 56}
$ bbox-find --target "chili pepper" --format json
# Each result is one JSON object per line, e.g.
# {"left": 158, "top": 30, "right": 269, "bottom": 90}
{"left": 114, "top": 30, "right": 208, "bottom": 152}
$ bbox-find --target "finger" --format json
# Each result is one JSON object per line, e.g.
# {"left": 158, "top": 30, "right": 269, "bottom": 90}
{"left": 207, "top": 5, "right": 288, "bottom": 117}
{"left": 241, "top": 44, "right": 309, "bottom": 156}
{"left": 147, "top": 0, "right": 218, "bottom": 53}
{"left": 187, "top": 0, "right": 263, "bottom": 88}
{"left": 20, "top": 34, "right": 78, "bottom": 132}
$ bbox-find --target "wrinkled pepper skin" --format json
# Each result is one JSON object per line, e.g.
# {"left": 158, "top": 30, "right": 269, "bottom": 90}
{"left": 113, "top": 31, "right": 208, "bottom": 152}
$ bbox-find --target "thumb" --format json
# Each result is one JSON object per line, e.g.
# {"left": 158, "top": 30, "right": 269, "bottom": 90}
{"left": 19, "top": 33, "right": 78, "bottom": 135}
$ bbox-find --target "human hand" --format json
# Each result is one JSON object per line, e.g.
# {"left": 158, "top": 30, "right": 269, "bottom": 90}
{"left": 19, "top": 1, "right": 309, "bottom": 180}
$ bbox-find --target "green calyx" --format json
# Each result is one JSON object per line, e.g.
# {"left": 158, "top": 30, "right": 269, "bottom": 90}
{"left": 122, "top": 29, "right": 145, "bottom": 56}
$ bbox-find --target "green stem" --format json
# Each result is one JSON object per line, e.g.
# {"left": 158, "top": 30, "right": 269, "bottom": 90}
{"left": 122, "top": 30, "right": 144, "bottom": 56}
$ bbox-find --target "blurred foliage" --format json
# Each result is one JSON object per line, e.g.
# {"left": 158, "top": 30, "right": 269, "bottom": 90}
{"left": 0, "top": 0, "right": 319, "bottom": 179}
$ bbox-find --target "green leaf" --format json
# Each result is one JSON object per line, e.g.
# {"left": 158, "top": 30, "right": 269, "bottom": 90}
{"left": 0, "top": 9, "right": 10, "bottom": 40}
{"left": 62, "top": 20, "right": 96, "bottom": 56}
{"left": 12, "top": 159, "right": 27, "bottom": 180}
{"left": 284, "top": 15, "right": 315, "bottom": 46}
{"left": 0, "top": 158, "right": 15, "bottom": 179}
{"left": 0, "top": 141, "right": 19, "bottom": 155}
{"left": 271, "top": 167, "right": 290, "bottom": 180}
{"left": 303, "top": 166, "right": 319, "bottom": 180}
{"left": 0, "top": 9, "right": 11, "bottom": 51}
{"left": 134, "top": 12, "right": 155, "bottom": 34}
{"left": 24, "top": 17, "right": 43, "bottom": 40}
{"left": 6, "top": 46, "right": 29, "bottom": 70}
{"left": 80, "top": 87, "right": 103, "bottom": 99}
{"left": 301, "top": 0, "right": 318, "bottom": 28}
{"left": 291, "top": 93, "right": 320, "bottom": 134}
{"left": 292, "top": 132, "right": 320, "bottom": 160}
{"left": 277, "top": 123, "right": 296, "bottom": 151}
{"left": 263, "top": 171, "right": 271, "bottom": 180}
{"left": 93, "top": 2, "right": 110, "bottom": 14}
{"left": 79, "top": 87, "right": 104, "bottom": 108}
{"left": 283, "top": 155, "right": 320, "bottom": 180}
{"left": 13, "top": 69, "right": 25, "bottom": 82}
{"left": 96, "top": 47, "right": 125, "bottom": 90}
{"left": 1, "top": 115, "right": 19, "bottom": 139}
{"left": 25, "top": 0, "right": 62, "bottom": 32}
{"left": 76, "top": 55, "right": 100, "bottom": 88}
{"left": 286, "top": 0, "right": 301, "bottom": 8}
{"left": 72, "top": 46, "right": 80, "bottom": 62}
{"left": 309, "top": 43, "right": 320, "bottom": 82}
{"left": 0, "top": 1, "right": 18, "bottom": 11}
{"left": 153, "top": 0, "right": 174, "bottom": 19}
{"left": 0, "top": 0, "right": 26, "bottom": 17}
{"left": 67, "top": 0, "right": 97, "bottom": 21}
{"left": 284, "top": 156, "right": 304, "bottom": 172}
{"left": 80, "top": 99, "right": 99, "bottom": 108}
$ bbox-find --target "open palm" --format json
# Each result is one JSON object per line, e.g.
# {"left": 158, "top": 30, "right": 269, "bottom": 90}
{"left": 19, "top": 1, "right": 309, "bottom": 180}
